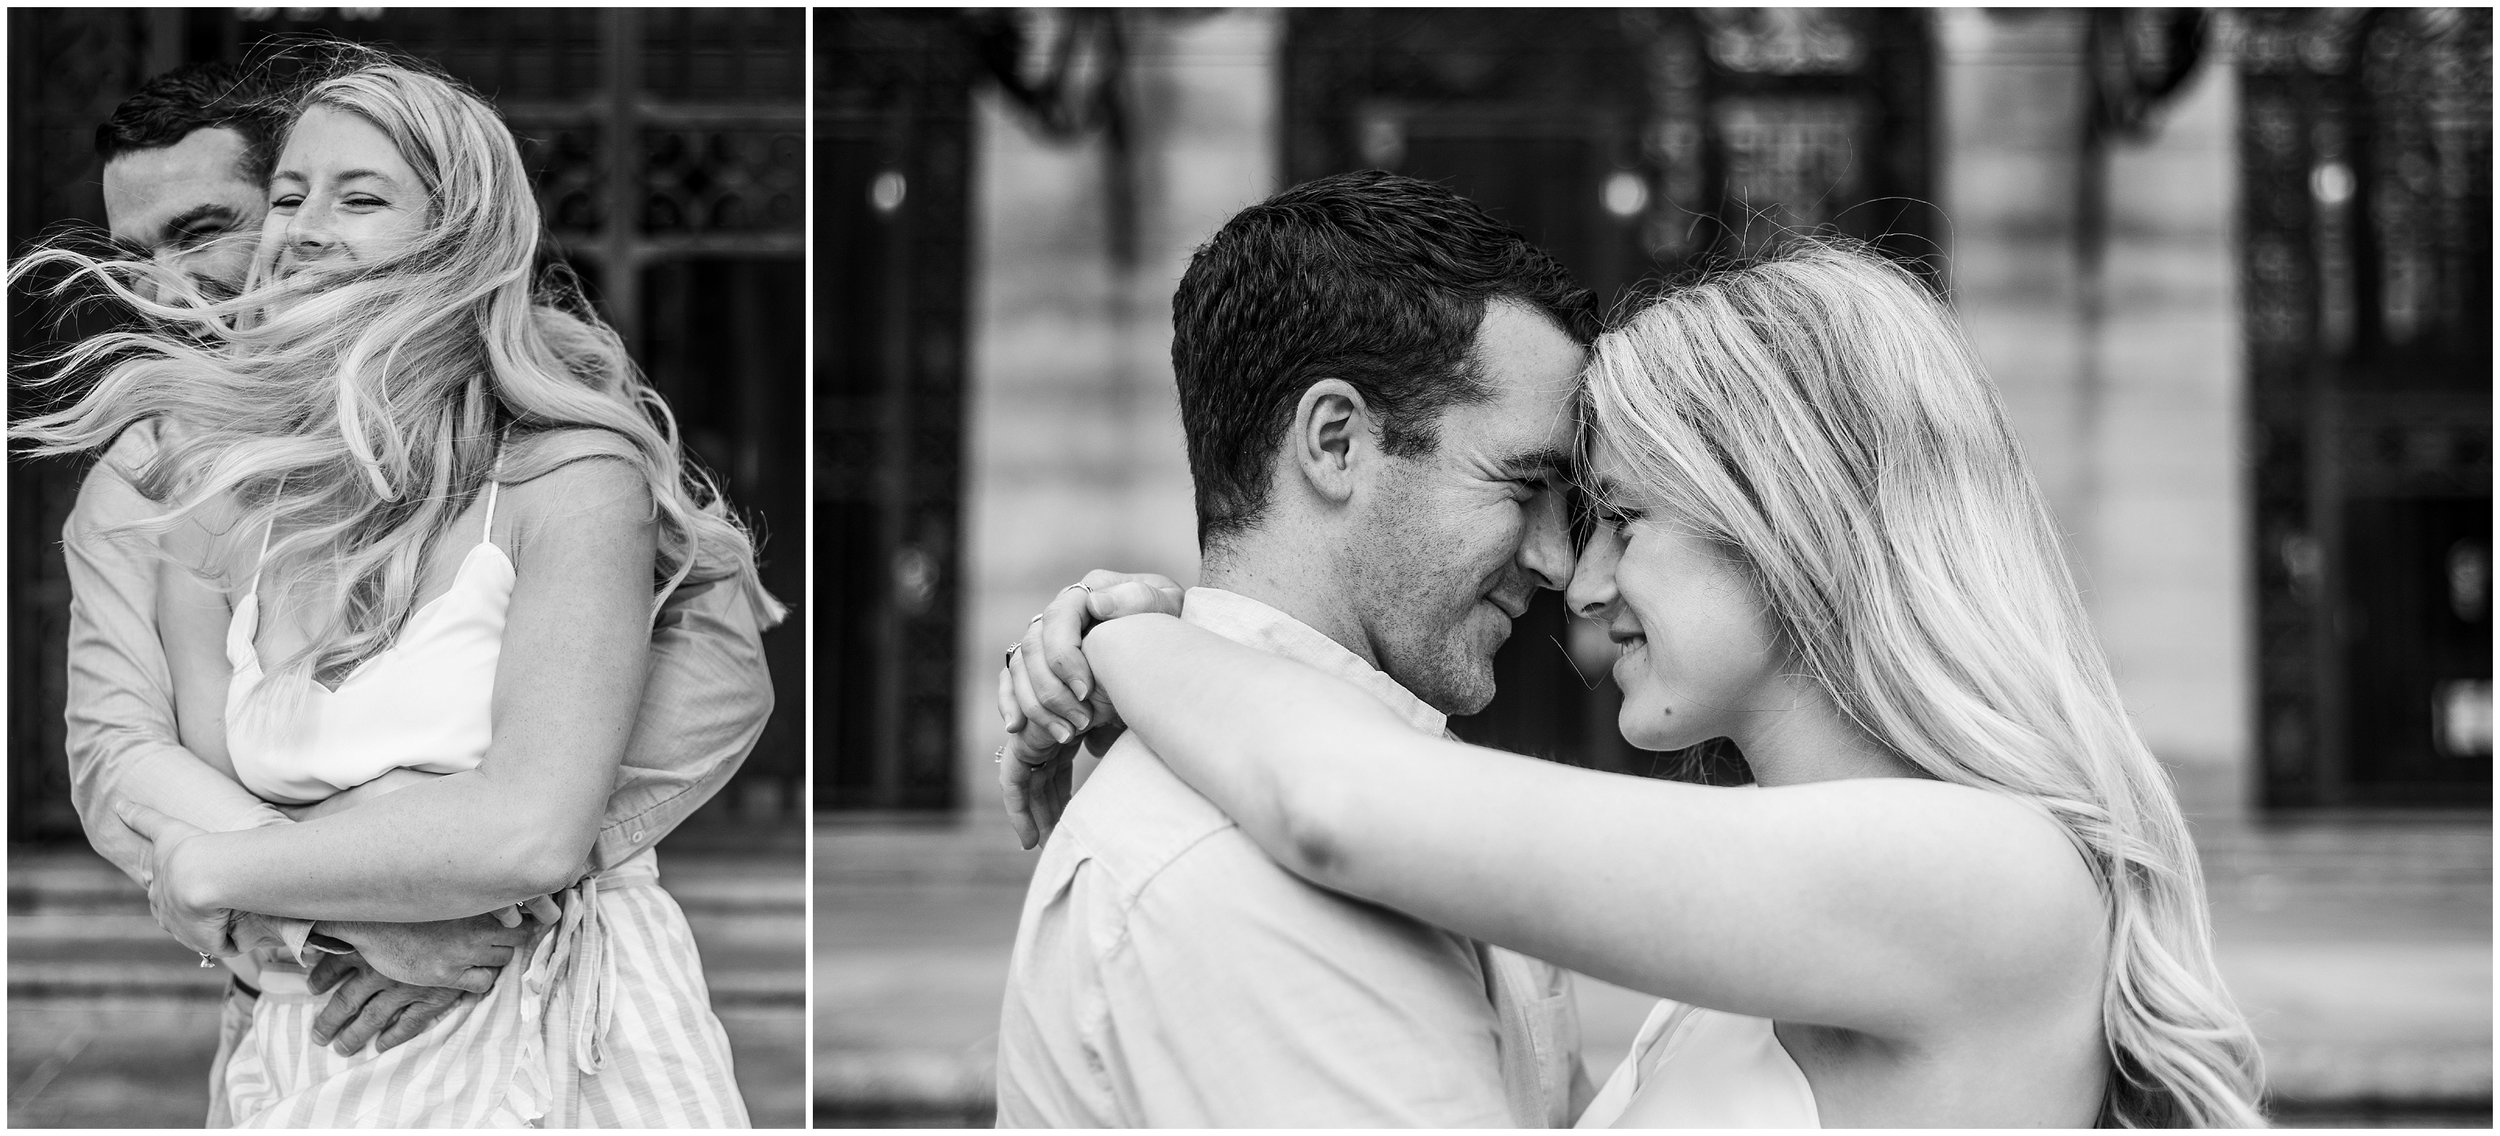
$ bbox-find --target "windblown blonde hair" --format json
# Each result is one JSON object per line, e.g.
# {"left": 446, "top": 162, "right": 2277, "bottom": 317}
{"left": 1585, "top": 240, "right": 2264, "bottom": 1126}
{"left": 14, "top": 47, "right": 783, "bottom": 719}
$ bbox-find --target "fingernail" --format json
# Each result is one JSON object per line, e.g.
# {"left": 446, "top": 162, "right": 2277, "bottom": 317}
{"left": 1071, "top": 680, "right": 1090, "bottom": 700}
{"left": 1050, "top": 722, "right": 1072, "bottom": 744}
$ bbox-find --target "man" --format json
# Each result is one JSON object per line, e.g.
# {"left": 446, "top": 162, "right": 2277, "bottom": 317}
{"left": 991, "top": 171, "right": 1598, "bottom": 1126}
{"left": 65, "top": 61, "right": 776, "bottom": 1117}
{"left": 96, "top": 61, "right": 276, "bottom": 294}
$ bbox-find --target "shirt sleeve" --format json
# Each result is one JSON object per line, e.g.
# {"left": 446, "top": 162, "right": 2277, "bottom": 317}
{"left": 588, "top": 573, "right": 775, "bottom": 867}
{"left": 61, "top": 439, "right": 316, "bottom": 962}
{"left": 1095, "top": 828, "right": 1520, "bottom": 1127}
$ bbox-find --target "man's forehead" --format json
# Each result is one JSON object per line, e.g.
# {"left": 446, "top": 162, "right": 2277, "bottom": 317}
{"left": 1459, "top": 300, "right": 1585, "bottom": 449}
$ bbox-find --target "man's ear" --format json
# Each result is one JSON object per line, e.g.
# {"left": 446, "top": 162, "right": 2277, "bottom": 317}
{"left": 1287, "top": 379, "right": 1373, "bottom": 507}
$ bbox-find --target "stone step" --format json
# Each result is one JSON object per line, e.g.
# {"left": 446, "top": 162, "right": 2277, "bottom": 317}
{"left": 8, "top": 998, "right": 808, "bottom": 1128}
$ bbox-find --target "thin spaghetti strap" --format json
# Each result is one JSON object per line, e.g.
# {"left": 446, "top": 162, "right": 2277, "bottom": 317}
{"left": 247, "top": 498, "right": 277, "bottom": 593}
{"left": 480, "top": 478, "right": 501, "bottom": 546}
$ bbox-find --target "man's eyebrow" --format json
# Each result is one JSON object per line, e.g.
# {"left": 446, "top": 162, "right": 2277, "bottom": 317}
{"left": 1497, "top": 448, "right": 1573, "bottom": 478}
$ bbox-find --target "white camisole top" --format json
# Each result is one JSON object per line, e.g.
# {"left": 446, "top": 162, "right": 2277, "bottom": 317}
{"left": 225, "top": 481, "right": 512, "bottom": 805}
{"left": 1575, "top": 999, "right": 1822, "bottom": 1128}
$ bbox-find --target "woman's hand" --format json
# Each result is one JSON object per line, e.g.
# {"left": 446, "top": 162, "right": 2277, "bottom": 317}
{"left": 115, "top": 800, "right": 234, "bottom": 956}
{"left": 996, "top": 570, "right": 1184, "bottom": 849}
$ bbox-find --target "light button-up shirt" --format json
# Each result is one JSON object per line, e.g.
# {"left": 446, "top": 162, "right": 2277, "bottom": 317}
{"left": 995, "top": 587, "right": 1586, "bottom": 1127}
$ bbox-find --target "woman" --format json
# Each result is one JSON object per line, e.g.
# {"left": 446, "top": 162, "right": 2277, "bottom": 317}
{"left": 1004, "top": 243, "right": 2265, "bottom": 1126}
{"left": 15, "top": 52, "right": 774, "bottom": 1127}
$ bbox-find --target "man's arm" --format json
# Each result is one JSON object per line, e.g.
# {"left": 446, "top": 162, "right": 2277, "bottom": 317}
{"left": 61, "top": 439, "right": 310, "bottom": 959}
{"left": 1097, "top": 831, "right": 1523, "bottom": 1126}
{"left": 583, "top": 573, "right": 774, "bottom": 869}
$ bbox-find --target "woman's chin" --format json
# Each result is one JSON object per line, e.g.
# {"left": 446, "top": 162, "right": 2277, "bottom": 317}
{"left": 1615, "top": 706, "right": 1693, "bottom": 752}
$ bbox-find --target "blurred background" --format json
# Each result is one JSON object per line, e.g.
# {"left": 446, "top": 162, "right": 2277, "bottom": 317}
{"left": 820, "top": 7, "right": 2490, "bottom": 1126}
{"left": 8, "top": 8, "right": 803, "bottom": 1126}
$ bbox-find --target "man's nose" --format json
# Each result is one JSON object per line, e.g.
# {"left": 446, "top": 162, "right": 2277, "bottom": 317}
{"left": 1518, "top": 486, "right": 1577, "bottom": 592}
{"left": 1564, "top": 526, "right": 1622, "bottom": 620}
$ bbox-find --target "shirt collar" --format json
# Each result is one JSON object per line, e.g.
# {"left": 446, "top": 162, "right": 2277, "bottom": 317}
{"left": 1180, "top": 587, "right": 1448, "bottom": 736}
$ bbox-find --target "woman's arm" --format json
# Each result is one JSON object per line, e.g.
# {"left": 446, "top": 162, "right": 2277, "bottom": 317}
{"left": 1082, "top": 614, "right": 2107, "bottom": 1038}
{"left": 150, "top": 456, "right": 657, "bottom": 923}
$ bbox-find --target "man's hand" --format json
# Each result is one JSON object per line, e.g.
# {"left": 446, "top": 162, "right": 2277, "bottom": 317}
{"left": 317, "top": 913, "right": 541, "bottom": 993}
{"left": 115, "top": 800, "right": 233, "bottom": 955}
{"left": 307, "top": 952, "right": 469, "bottom": 1055}
{"left": 997, "top": 571, "right": 1183, "bottom": 849}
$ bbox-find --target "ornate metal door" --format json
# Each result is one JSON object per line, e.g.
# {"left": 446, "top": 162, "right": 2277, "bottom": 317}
{"left": 7, "top": 8, "right": 807, "bottom": 838}
{"left": 2239, "top": 9, "right": 2492, "bottom": 807}
{"left": 1284, "top": 9, "right": 1936, "bottom": 778}
{"left": 817, "top": 12, "right": 974, "bottom": 810}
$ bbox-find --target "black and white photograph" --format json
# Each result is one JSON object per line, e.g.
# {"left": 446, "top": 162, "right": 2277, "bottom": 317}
{"left": 8, "top": 8, "right": 805, "bottom": 1127}
{"left": 820, "top": 7, "right": 2489, "bottom": 1129}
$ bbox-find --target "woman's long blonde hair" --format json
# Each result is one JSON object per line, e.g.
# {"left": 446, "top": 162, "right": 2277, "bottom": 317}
{"left": 13, "top": 47, "right": 783, "bottom": 712}
{"left": 1586, "top": 240, "right": 2264, "bottom": 1126}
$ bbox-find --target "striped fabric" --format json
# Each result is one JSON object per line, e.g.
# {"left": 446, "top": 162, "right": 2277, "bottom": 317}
{"left": 221, "top": 850, "right": 749, "bottom": 1128}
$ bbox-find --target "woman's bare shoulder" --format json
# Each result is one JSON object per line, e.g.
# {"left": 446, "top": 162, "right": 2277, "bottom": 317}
{"left": 498, "top": 425, "right": 642, "bottom": 479}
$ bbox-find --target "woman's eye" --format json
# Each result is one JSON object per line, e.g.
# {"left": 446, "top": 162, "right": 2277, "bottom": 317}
{"left": 343, "top": 196, "right": 386, "bottom": 210}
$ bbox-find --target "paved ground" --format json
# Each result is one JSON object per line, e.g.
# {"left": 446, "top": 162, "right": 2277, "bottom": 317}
{"left": 7, "top": 824, "right": 806, "bottom": 1129}
{"left": 818, "top": 808, "right": 2492, "bottom": 1127}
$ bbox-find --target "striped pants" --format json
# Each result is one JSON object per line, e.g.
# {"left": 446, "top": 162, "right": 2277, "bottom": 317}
{"left": 219, "top": 851, "right": 749, "bottom": 1127}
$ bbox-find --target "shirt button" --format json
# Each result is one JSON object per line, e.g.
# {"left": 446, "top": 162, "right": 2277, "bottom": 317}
{"left": 629, "top": 830, "right": 644, "bottom": 843}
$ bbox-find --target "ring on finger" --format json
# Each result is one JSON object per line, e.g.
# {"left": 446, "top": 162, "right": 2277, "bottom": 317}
{"left": 1004, "top": 641, "right": 1022, "bottom": 669}
{"left": 1062, "top": 582, "right": 1093, "bottom": 594}
{"left": 993, "top": 744, "right": 1008, "bottom": 765}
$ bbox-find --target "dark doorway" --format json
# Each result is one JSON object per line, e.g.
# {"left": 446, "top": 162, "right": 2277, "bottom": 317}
{"left": 2239, "top": 9, "right": 2492, "bottom": 807}
{"left": 816, "top": 11, "right": 976, "bottom": 810}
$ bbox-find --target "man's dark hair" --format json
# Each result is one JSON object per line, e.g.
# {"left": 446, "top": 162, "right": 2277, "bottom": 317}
{"left": 94, "top": 61, "right": 286, "bottom": 183}
{"left": 1171, "top": 169, "right": 1597, "bottom": 549}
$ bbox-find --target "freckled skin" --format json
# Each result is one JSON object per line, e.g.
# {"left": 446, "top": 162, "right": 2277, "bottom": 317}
{"left": 260, "top": 107, "right": 429, "bottom": 278}
{"left": 1349, "top": 301, "right": 1586, "bottom": 715}
{"left": 1566, "top": 437, "right": 1793, "bottom": 752}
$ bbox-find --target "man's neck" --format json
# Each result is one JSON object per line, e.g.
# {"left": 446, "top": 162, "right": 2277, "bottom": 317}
{"left": 1197, "top": 543, "right": 1378, "bottom": 670}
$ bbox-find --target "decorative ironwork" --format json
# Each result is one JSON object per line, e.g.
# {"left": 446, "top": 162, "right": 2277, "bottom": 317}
{"left": 641, "top": 126, "right": 803, "bottom": 233}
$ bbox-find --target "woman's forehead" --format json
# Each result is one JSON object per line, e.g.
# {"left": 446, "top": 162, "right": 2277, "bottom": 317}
{"left": 276, "top": 106, "right": 403, "bottom": 169}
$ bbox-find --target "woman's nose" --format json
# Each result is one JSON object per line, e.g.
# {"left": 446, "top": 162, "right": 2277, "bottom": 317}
{"left": 287, "top": 206, "right": 331, "bottom": 251}
{"left": 1566, "top": 527, "right": 1623, "bottom": 620}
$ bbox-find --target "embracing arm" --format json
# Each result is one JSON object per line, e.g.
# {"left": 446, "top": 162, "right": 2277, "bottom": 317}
{"left": 1082, "top": 614, "right": 2106, "bottom": 1037}
{"left": 155, "top": 457, "right": 657, "bottom": 923}
{"left": 62, "top": 442, "right": 315, "bottom": 959}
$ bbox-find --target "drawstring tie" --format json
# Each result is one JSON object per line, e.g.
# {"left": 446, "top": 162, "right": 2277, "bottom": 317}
{"left": 526, "top": 870, "right": 622, "bottom": 1075}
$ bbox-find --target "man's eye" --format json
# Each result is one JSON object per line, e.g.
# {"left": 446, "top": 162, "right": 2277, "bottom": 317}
{"left": 269, "top": 194, "right": 303, "bottom": 209}
{"left": 169, "top": 224, "right": 228, "bottom": 250}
